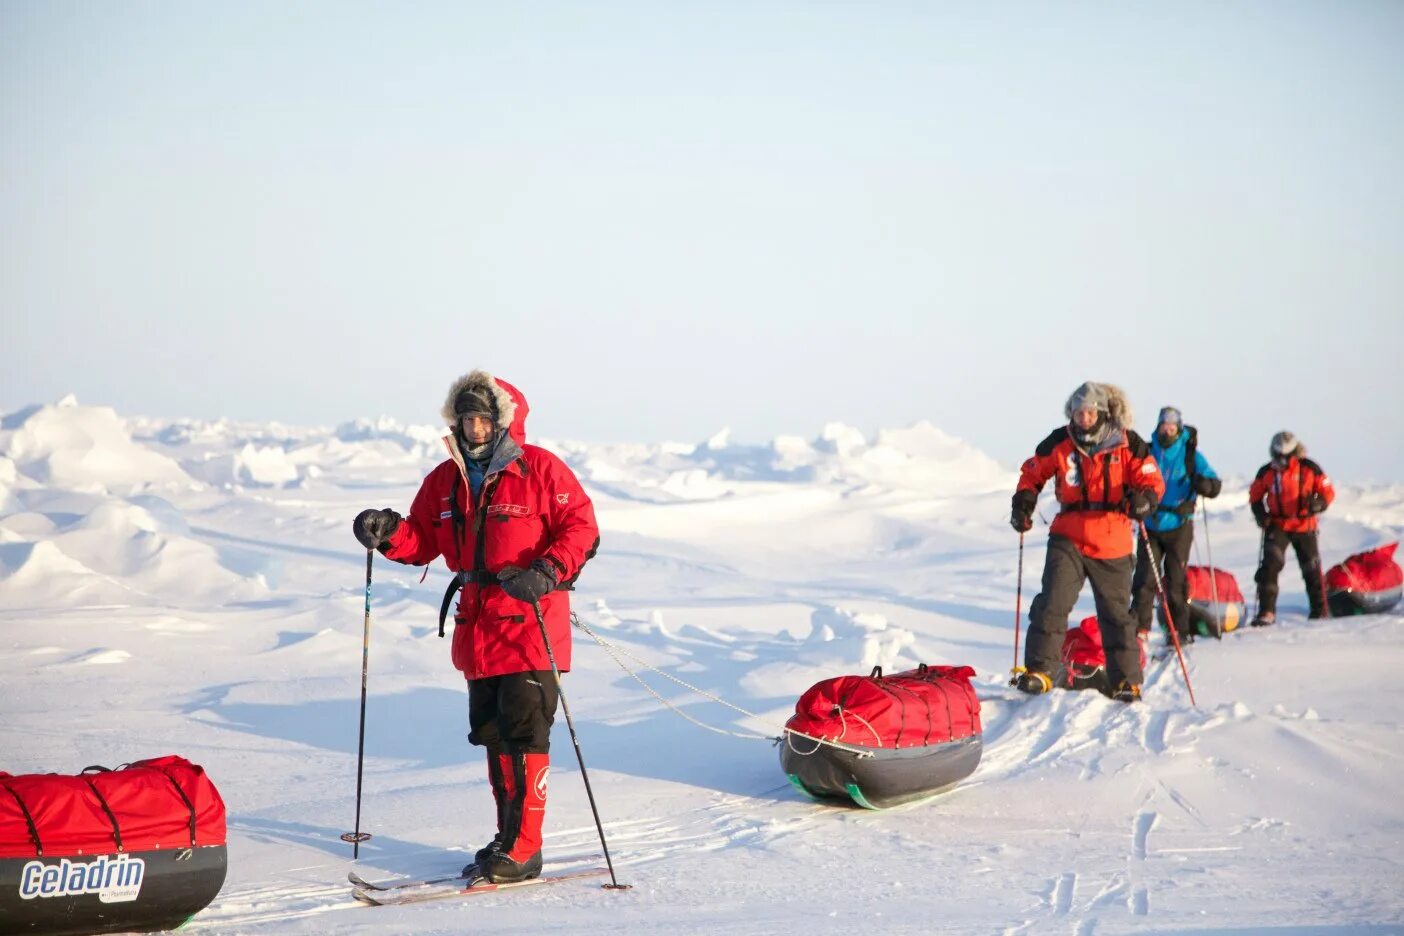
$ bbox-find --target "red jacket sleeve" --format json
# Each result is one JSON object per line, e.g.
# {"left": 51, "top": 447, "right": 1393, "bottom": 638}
{"left": 382, "top": 465, "right": 450, "bottom": 567}
{"left": 536, "top": 452, "right": 600, "bottom": 583}
{"left": 1248, "top": 467, "right": 1270, "bottom": 508}
{"left": 1313, "top": 464, "right": 1336, "bottom": 508}
{"left": 1017, "top": 450, "right": 1058, "bottom": 497}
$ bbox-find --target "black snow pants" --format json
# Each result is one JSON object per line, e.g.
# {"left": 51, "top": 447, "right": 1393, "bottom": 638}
{"left": 1131, "top": 523, "right": 1194, "bottom": 640}
{"left": 467, "top": 671, "right": 559, "bottom": 754}
{"left": 1026, "top": 535, "right": 1141, "bottom": 688}
{"left": 1256, "top": 527, "right": 1327, "bottom": 618}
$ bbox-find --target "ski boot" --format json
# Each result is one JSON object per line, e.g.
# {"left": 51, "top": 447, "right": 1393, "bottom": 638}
{"left": 462, "top": 834, "right": 501, "bottom": 878}
{"left": 1250, "top": 612, "right": 1275, "bottom": 627}
{"left": 485, "top": 849, "right": 542, "bottom": 884}
{"left": 1014, "top": 670, "right": 1053, "bottom": 695}
{"left": 1110, "top": 681, "right": 1142, "bottom": 704}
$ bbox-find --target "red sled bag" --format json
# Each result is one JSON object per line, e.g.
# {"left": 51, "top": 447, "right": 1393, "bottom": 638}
{"left": 0, "top": 756, "right": 226, "bottom": 936}
{"left": 779, "top": 665, "right": 983, "bottom": 809}
{"left": 1326, "top": 542, "right": 1403, "bottom": 616}
{"left": 1159, "top": 566, "right": 1246, "bottom": 636}
{"left": 1059, "top": 615, "right": 1148, "bottom": 692}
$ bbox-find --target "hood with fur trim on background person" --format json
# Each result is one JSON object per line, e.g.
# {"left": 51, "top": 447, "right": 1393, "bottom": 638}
{"left": 1064, "top": 381, "right": 1132, "bottom": 453}
{"left": 1271, "top": 430, "right": 1304, "bottom": 464}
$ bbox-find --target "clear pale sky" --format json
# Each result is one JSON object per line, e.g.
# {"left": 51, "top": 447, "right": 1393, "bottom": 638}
{"left": 3, "top": 2, "right": 1401, "bottom": 480}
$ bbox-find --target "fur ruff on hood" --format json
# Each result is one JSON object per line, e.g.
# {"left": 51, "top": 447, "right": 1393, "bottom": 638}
{"left": 1064, "top": 381, "right": 1133, "bottom": 432}
{"left": 442, "top": 370, "right": 519, "bottom": 431}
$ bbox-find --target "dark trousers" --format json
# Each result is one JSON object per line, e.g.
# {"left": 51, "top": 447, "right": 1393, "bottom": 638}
{"left": 1027, "top": 535, "right": 1141, "bottom": 687}
{"left": 468, "top": 671, "right": 559, "bottom": 754}
{"left": 1131, "top": 523, "right": 1194, "bottom": 639}
{"left": 1256, "top": 527, "right": 1326, "bottom": 617}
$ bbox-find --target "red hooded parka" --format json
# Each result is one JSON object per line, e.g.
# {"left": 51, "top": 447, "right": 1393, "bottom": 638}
{"left": 381, "top": 373, "right": 599, "bottom": 679}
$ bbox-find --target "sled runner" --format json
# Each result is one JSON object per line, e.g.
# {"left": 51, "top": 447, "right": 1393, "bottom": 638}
{"left": 779, "top": 665, "right": 982, "bottom": 809}
{"left": 1326, "top": 542, "right": 1403, "bottom": 616}
{"left": 0, "top": 756, "right": 226, "bottom": 936}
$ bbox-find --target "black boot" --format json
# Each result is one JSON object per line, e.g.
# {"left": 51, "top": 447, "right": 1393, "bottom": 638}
{"left": 485, "top": 849, "right": 542, "bottom": 883}
{"left": 1015, "top": 671, "right": 1052, "bottom": 695}
{"left": 1110, "top": 681, "right": 1141, "bottom": 704}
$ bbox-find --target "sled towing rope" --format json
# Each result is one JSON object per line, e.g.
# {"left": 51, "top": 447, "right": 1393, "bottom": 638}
{"left": 341, "top": 549, "right": 375, "bottom": 857}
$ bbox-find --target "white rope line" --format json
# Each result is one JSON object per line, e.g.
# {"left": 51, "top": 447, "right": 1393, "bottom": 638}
{"left": 840, "top": 708, "right": 883, "bottom": 747}
{"left": 573, "top": 614, "right": 875, "bottom": 758}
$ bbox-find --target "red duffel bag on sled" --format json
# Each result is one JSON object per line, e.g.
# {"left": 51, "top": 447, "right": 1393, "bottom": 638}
{"left": 1059, "top": 615, "right": 1149, "bottom": 693}
{"left": 1326, "top": 542, "right": 1403, "bottom": 617}
{"left": 0, "top": 756, "right": 226, "bottom": 936}
{"left": 1156, "top": 566, "right": 1246, "bottom": 637}
{"left": 779, "top": 664, "right": 983, "bottom": 809}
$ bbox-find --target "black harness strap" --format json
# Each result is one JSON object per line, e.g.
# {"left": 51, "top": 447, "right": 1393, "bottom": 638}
{"left": 2, "top": 783, "right": 42, "bottom": 857}
{"left": 1060, "top": 501, "right": 1123, "bottom": 513}
{"left": 437, "top": 469, "right": 577, "bottom": 637}
{"left": 158, "top": 769, "right": 199, "bottom": 848}
{"left": 81, "top": 777, "right": 124, "bottom": 852}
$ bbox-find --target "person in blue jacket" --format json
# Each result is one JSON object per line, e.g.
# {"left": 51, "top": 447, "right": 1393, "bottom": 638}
{"left": 1131, "top": 407, "right": 1222, "bottom": 644}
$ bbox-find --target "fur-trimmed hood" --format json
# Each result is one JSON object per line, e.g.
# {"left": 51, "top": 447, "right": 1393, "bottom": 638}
{"left": 1064, "top": 381, "right": 1133, "bottom": 432}
{"left": 441, "top": 370, "right": 529, "bottom": 446}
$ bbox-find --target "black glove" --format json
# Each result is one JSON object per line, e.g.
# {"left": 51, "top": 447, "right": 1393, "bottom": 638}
{"left": 353, "top": 508, "right": 402, "bottom": 550}
{"left": 1193, "top": 475, "right": 1222, "bottom": 498}
{"left": 1125, "top": 489, "right": 1157, "bottom": 521}
{"left": 497, "top": 560, "right": 558, "bottom": 603}
{"left": 1251, "top": 502, "right": 1269, "bottom": 529}
{"left": 1010, "top": 490, "right": 1036, "bottom": 533}
{"left": 1307, "top": 491, "right": 1328, "bottom": 514}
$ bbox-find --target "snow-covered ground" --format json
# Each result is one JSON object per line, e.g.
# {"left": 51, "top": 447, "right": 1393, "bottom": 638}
{"left": 2, "top": 397, "right": 1401, "bottom": 935}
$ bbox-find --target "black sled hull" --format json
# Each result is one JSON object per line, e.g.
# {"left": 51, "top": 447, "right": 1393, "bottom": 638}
{"left": 1327, "top": 587, "right": 1402, "bottom": 617}
{"left": 0, "top": 846, "right": 226, "bottom": 936}
{"left": 780, "top": 734, "right": 981, "bottom": 809}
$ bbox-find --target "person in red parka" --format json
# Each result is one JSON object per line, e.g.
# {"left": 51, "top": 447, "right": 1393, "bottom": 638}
{"left": 1247, "top": 431, "right": 1334, "bottom": 625}
{"left": 1010, "top": 382, "right": 1165, "bottom": 703}
{"left": 353, "top": 370, "right": 599, "bottom": 884}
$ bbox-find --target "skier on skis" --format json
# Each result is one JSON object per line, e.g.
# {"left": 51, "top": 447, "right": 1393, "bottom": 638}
{"left": 352, "top": 371, "right": 599, "bottom": 884}
{"left": 1130, "top": 407, "right": 1222, "bottom": 644}
{"left": 1010, "top": 382, "right": 1165, "bottom": 703}
{"left": 1248, "top": 431, "right": 1333, "bottom": 625}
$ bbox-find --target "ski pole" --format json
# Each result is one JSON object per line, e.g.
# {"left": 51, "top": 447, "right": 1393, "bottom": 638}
{"left": 1250, "top": 527, "right": 1266, "bottom": 623}
{"left": 1313, "top": 529, "right": 1330, "bottom": 619}
{"left": 341, "top": 549, "right": 375, "bottom": 858}
{"left": 529, "top": 599, "right": 630, "bottom": 891}
{"left": 1200, "top": 501, "right": 1222, "bottom": 639}
{"left": 1010, "top": 531, "right": 1025, "bottom": 684}
{"left": 1140, "top": 521, "right": 1197, "bottom": 707}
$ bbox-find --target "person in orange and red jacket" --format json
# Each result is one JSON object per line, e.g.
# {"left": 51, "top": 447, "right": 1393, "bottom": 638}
{"left": 1247, "top": 431, "right": 1334, "bottom": 625}
{"left": 352, "top": 371, "right": 599, "bottom": 885}
{"left": 1010, "top": 382, "right": 1165, "bottom": 703}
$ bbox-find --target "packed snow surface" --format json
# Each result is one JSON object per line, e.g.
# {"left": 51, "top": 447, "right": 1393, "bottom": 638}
{"left": 2, "top": 399, "right": 1400, "bottom": 935}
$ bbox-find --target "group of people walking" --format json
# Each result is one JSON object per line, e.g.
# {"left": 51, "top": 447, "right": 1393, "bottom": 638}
{"left": 1010, "top": 381, "right": 1335, "bottom": 703}
{"left": 348, "top": 368, "right": 1338, "bottom": 883}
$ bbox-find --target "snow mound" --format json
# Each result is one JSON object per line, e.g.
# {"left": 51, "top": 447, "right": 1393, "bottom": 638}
{"left": 1, "top": 398, "right": 193, "bottom": 492}
{"left": 0, "top": 496, "right": 266, "bottom": 606}
{"left": 184, "top": 442, "right": 303, "bottom": 488}
{"left": 551, "top": 420, "right": 1014, "bottom": 502}
{"left": 739, "top": 605, "right": 918, "bottom": 698}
